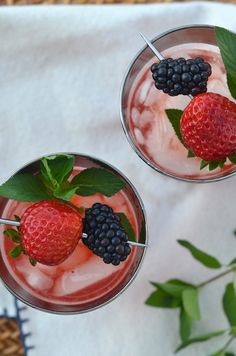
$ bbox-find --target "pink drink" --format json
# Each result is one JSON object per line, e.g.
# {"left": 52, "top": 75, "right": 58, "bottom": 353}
{"left": 125, "top": 42, "right": 236, "bottom": 180}
{"left": 0, "top": 168, "right": 140, "bottom": 307}
{"left": 0, "top": 154, "right": 147, "bottom": 314}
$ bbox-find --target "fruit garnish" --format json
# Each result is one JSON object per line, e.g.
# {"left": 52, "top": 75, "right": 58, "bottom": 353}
{"left": 5, "top": 200, "right": 83, "bottom": 266}
{"left": 180, "top": 93, "right": 236, "bottom": 161}
{"left": 1, "top": 154, "right": 137, "bottom": 267}
{"left": 83, "top": 203, "right": 131, "bottom": 266}
{"left": 151, "top": 57, "right": 211, "bottom": 97}
{"left": 162, "top": 27, "right": 236, "bottom": 171}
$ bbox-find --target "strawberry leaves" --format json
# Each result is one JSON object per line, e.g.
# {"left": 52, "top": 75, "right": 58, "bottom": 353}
{"left": 0, "top": 154, "right": 125, "bottom": 202}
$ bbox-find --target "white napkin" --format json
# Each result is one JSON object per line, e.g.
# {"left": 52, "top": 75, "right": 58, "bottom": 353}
{"left": 1, "top": 3, "right": 236, "bottom": 355}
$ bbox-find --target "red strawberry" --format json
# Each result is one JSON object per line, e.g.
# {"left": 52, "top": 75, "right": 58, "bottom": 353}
{"left": 20, "top": 200, "right": 83, "bottom": 266}
{"left": 180, "top": 93, "right": 236, "bottom": 161}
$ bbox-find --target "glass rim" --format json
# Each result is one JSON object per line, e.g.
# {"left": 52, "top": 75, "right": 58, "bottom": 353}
{"left": 0, "top": 151, "right": 148, "bottom": 314}
{"left": 120, "top": 24, "right": 236, "bottom": 184}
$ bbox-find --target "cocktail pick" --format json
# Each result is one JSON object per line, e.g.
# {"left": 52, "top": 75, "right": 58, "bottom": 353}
{"left": 0, "top": 218, "right": 148, "bottom": 248}
{"left": 139, "top": 32, "right": 194, "bottom": 100}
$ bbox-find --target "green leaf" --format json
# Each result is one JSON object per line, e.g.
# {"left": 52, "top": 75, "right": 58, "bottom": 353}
{"left": 227, "top": 73, "right": 236, "bottom": 100}
{"left": 178, "top": 240, "right": 222, "bottom": 269}
{"left": 72, "top": 168, "right": 125, "bottom": 197}
{"left": 54, "top": 186, "right": 78, "bottom": 201}
{"left": 40, "top": 154, "right": 74, "bottom": 190}
{"left": 9, "top": 245, "right": 23, "bottom": 258}
{"left": 165, "top": 109, "right": 184, "bottom": 144}
{"left": 231, "top": 326, "right": 236, "bottom": 336}
{"left": 209, "top": 161, "right": 221, "bottom": 171}
{"left": 151, "top": 279, "right": 194, "bottom": 298}
{"left": 233, "top": 271, "right": 236, "bottom": 294}
{"left": 175, "top": 330, "right": 227, "bottom": 352}
{"left": 210, "top": 351, "right": 225, "bottom": 356}
{"left": 29, "top": 256, "right": 37, "bottom": 266}
{"left": 200, "top": 160, "right": 209, "bottom": 170}
{"left": 182, "top": 288, "right": 201, "bottom": 320}
{"left": 0, "top": 174, "right": 51, "bottom": 202}
{"left": 14, "top": 215, "right": 21, "bottom": 222}
{"left": 117, "top": 212, "right": 136, "bottom": 242}
{"left": 215, "top": 27, "right": 236, "bottom": 78}
{"left": 229, "top": 155, "right": 236, "bottom": 164}
{"left": 225, "top": 353, "right": 235, "bottom": 356}
{"left": 223, "top": 282, "right": 236, "bottom": 326}
{"left": 4, "top": 229, "right": 21, "bottom": 243}
{"left": 145, "top": 288, "right": 181, "bottom": 308}
{"left": 228, "top": 258, "right": 236, "bottom": 266}
{"left": 180, "top": 308, "right": 192, "bottom": 342}
{"left": 187, "top": 150, "right": 195, "bottom": 158}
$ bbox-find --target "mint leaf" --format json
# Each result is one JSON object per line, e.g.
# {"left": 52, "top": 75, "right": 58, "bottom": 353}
{"left": 4, "top": 229, "right": 21, "bottom": 243}
{"left": 228, "top": 258, "right": 236, "bottom": 266}
{"left": 210, "top": 351, "right": 227, "bottom": 356}
{"left": 178, "top": 240, "right": 222, "bottom": 269}
{"left": 72, "top": 168, "right": 125, "bottom": 197}
{"left": 227, "top": 73, "right": 236, "bottom": 100}
{"left": 229, "top": 154, "right": 236, "bottom": 164}
{"left": 151, "top": 279, "right": 194, "bottom": 298}
{"left": 40, "top": 154, "right": 74, "bottom": 190}
{"left": 215, "top": 27, "right": 236, "bottom": 78}
{"left": 175, "top": 330, "right": 226, "bottom": 352}
{"left": 145, "top": 288, "right": 181, "bottom": 308}
{"left": 180, "top": 308, "right": 192, "bottom": 342}
{"left": 0, "top": 174, "right": 51, "bottom": 202}
{"left": 117, "top": 212, "right": 136, "bottom": 242}
{"left": 223, "top": 282, "right": 236, "bottom": 326}
{"left": 54, "top": 186, "right": 78, "bottom": 201}
{"left": 182, "top": 288, "right": 201, "bottom": 320}
{"left": 165, "top": 109, "right": 184, "bottom": 144}
{"left": 9, "top": 245, "right": 23, "bottom": 257}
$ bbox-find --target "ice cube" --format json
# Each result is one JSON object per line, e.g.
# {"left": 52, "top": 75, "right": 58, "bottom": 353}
{"left": 131, "top": 108, "right": 140, "bottom": 125}
{"left": 53, "top": 257, "right": 121, "bottom": 296}
{"left": 134, "top": 128, "right": 145, "bottom": 145}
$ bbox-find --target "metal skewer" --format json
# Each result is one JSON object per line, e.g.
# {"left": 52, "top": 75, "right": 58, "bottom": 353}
{"left": 139, "top": 32, "right": 194, "bottom": 100}
{"left": 0, "top": 218, "right": 148, "bottom": 248}
{"left": 0, "top": 218, "right": 20, "bottom": 227}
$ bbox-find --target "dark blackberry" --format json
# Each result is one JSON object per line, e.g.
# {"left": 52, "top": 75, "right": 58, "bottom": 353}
{"left": 151, "top": 57, "right": 212, "bottom": 97}
{"left": 82, "top": 203, "right": 132, "bottom": 266}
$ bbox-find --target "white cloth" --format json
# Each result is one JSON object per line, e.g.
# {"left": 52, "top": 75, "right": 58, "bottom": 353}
{"left": 1, "top": 3, "right": 236, "bottom": 355}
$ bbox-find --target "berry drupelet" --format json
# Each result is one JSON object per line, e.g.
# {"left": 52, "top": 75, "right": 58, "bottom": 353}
{"left": 151, "top": 57, "right": 212, "bottom": 97}
{"left": 82, "top": 203, "right": 131, "bottom": 266}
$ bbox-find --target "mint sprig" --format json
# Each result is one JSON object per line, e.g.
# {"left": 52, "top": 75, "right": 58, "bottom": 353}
{"left": 146, "top": 236, "right": 236, "bottom": 353}
{"left": 0, "top": 154, "right": 125, "bottom": 202}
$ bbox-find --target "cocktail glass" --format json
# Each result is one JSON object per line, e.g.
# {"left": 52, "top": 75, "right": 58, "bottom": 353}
{"left": 120, "top": 25, "right": 236, "bottom": 183}
{"left": 0, "top": 153, "right": 147, "bottom": 314}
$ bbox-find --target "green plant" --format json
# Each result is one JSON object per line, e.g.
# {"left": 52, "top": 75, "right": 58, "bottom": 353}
{"left": 145, "top": 238, "right": 236, "bottom": 355}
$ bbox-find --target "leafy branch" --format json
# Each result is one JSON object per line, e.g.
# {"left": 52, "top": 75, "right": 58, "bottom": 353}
{"left": 145, "top": 237, "right": 236, "bottom": 354}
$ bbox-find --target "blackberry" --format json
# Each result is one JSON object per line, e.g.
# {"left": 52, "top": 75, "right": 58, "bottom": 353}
{"left": 82, "top": 203, "right": 131, "bottom": 266}
{"left": 151, "top": 57, "right": 212, "bottom": 97}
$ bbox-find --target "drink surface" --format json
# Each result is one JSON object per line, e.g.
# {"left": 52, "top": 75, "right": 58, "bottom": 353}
{"left": 128, "top": 43, "right": 234, "bottom": 178}
{"left": 0, "top": 169, "right": 138, "bottom": 305}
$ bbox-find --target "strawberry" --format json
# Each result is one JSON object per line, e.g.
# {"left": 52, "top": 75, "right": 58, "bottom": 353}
{"left": 20, "top": 200, "right": 83, "bottom": 266}
{"left": 180, "top": 93, "right": 236, "bottom": 161}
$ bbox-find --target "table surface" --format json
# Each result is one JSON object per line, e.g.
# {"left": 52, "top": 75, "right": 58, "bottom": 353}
{"left": 1, "top": 3, "right": 236, "bottom": 356}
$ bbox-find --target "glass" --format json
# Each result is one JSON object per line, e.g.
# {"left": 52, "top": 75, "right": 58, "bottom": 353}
{"left": 120, "top": 25, "right": 236, "bottom": 183}
{"left": 0, "top": 153, "right": 147, "bottom": 314}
